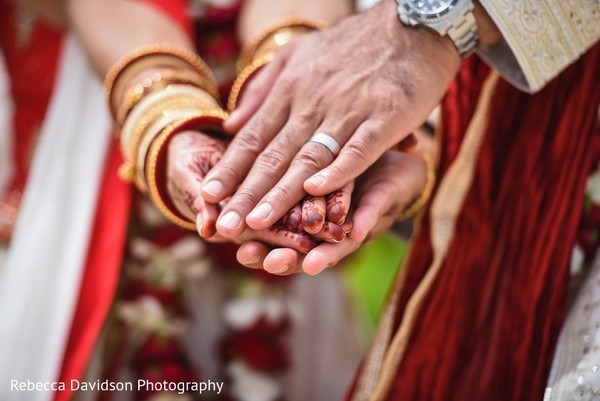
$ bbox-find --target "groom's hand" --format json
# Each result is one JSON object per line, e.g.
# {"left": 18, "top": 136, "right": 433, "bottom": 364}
{"left": 200, "top": 0, "right": 458, "bottom": 241}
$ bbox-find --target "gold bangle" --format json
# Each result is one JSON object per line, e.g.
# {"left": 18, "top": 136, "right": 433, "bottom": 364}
{"left": 145, "top": 110, "right": 229, "bottom": 230}
{"left": 396, "top": 144, "right": 436, "bottom": 221}
{"left": 133, "top": 107, "right": 206, "bottom": 191}
{"left": 227, "top": 53, "right": 273, "bottom": 112}
{"left": 119, "top": 97, "right": 211, "bottom": 190}
{"left": 104, "top": 44, "right": 219, "bottom": 120}
{"left": 238, "top": 18, "right": 326, "bottom": 72}
{"left": 120, "top": 85, "right": 220, "bottom": 163}
{"left": 115, "top": 68, "right": 217, "bottom": 126}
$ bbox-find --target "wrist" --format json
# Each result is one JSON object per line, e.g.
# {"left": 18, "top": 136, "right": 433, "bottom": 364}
{"left": 378, "top": 0, "right": 461, "bottom": 72}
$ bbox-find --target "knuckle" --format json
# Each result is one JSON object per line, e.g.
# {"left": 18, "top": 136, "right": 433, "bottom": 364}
{"left": 235, "top": 124, "right": 265, "bottom": 155}
{"left": 298, "top": 96, "right": 324, "bottom": 121}
{"left": 277, "top": 74, "right": 298, "bottom": 95}
{"left": 270, "top": 182, "right": 294, "bottom": 200}
{"left": 212, "top": 160, "right": 241, "bottom": 183}
{"left": 294, "top": 150, "right": 328, "bottom": 172}
{"left": 374, "top": 93, "right": 399, "bottom": 116}
{"left": 342, "top": 112, "right": 363, "bottom": 129}
{"left": 233, "top": 187, "right": 261, "bottom": 208}
{"left": 257, "top": 147, "right": 287, "bottom": 171}
{"left": 343, "top": 140, "right": 369, "bottom": 163}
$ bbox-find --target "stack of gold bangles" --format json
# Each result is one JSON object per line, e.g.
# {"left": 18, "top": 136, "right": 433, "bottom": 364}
{"left": 104, "top": 18, "right": 326, "bottom": 230}
{"left": 228, "top": 18, "right": 326, "bottom": 112}
{"left": 104, "top": 44, "right": 228, "bottom": 230}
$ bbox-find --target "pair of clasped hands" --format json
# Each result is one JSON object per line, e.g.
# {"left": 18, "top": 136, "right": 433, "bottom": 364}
{"left": 166, "top": 1, "right": 460, "bottom": 276}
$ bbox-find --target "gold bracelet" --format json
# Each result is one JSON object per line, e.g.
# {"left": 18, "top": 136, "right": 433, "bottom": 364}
{"left": 119, "top": 97, "right": 211, "bottom": 190}
{"left": 120, "top": 85, "right": 220, "bottom": 164}
{"left": 104, "top": 44, "right": 219, "bottom": 120}
{"left": 396, "top": 144, "right": 436, "bottom": 221}
{"left": 238, "top": 18, "right": 326, "bottom": 72}
{"left": 115, "top": 68, "right": 217, "bottom": 126}
{"left": 227, "top": 53, "right": 273, "bottom": 112}
{"left": 145, "top": 110, "right": 229, "bottom": 230}
{"left": 133, "top": 107, "right": 206, "bottom": 191}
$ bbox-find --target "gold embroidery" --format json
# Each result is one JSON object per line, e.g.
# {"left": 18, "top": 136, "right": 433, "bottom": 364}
{"left": 480, "top": 0, "right": 600, "bottom": 91}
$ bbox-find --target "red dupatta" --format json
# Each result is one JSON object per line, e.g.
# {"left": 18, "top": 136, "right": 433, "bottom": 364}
{"left": 54, "top": 2, "right": 191, "bottom": 400}
{"left": 353, "top": 43, "right": 600, "bottom": 401}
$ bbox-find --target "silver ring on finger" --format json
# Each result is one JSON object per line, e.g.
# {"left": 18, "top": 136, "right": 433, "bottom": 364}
{"left": 308, "top": 132, "right": 341, "bottom": 157}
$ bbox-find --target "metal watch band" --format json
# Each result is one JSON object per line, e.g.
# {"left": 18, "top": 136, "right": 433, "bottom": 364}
{"left": 447, "top": 3, "right": 480, "bottom": 58}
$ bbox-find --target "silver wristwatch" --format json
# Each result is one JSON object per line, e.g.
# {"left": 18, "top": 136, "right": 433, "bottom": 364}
{"left": 396, "top": 0, "right": 479, "bottom": 58}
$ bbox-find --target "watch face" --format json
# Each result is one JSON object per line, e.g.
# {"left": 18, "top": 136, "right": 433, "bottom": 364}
{"left": 404, "top": 0, "right": 458, "bottom": 20}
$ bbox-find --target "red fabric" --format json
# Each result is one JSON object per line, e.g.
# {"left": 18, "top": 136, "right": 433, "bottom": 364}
{"left": 54, "top": 141, "right": 131, "bottom": 401}
{"left": 52, "top": 0, "right": 190, "bottom": 395}
{"left": 371, "top": 44, "right": 600, "bottom": 401}
{"left": 0, "top": 5, "right": 63, "bottom": 192}
{"left": 136, "top": 0, "right": 193, "bottom": 39}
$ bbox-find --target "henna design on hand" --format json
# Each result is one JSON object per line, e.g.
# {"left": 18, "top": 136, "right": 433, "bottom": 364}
{"left": 283, "top": 204, "right": 303, "bottom": 233}
{"left": 313, "top": 222, "right": 346, "bottom": 243}
{"left": 183, "top": 135, "right": 226, "bottom": 180}
{"left": 302, "top": 196, "right": 326, "bottom": 234}
{"left": 326, "top": 180, "right": 353, "bottom": 225}
{"left": 169, "top": 131, "right": 361, "bottom": 255}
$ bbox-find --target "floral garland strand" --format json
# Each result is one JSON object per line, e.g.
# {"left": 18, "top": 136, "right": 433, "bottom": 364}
{"left": 206, "top": 244, "right": 293, "bottom": 401}
{"left": 104, "top": 199, "right": 213, "bottom": 401}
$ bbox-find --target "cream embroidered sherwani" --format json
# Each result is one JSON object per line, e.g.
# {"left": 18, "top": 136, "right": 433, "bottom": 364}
{"left": 478, "top": 0, "right": 599, "bottom": 92}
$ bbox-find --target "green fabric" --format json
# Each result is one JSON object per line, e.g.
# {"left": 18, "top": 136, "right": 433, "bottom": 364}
{"left": 342, "top": 232, "right": 407, "bottom": 332}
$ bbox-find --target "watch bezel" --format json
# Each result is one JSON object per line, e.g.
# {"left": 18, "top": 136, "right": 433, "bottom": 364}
{"left": 398, "top": 0, "right": 460, "bottom": 25}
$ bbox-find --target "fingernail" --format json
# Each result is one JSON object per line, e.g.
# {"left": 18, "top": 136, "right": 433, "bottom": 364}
{"left": 273, "top": 264, "right": 290, "bottom": 274}
{"left": 307, "top": 174, "right": 326, "bottom": 188}
{"left": 249, "top": 202, "right": 273, "bottom": 221}
{"left": 196, "top": 214, "right": 204, "bottom": 235}
{"left": 244, "top": 256, "right": 261, "bottom": 266}
{"left": 218, "top": 211, "right": 241, "bottom": 230}
{"left": 310, "top": 263, "right": 332, "bottom": 276}
{"left": 203, "top": 180, "right": 224, "bottom": 197}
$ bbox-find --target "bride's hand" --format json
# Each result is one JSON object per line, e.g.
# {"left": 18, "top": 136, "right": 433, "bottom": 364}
{"left": 235, "top": 148, "right": 430, "bottom": 275}
{"left": 166, "top": 130, "right": 317, "bottom": 253}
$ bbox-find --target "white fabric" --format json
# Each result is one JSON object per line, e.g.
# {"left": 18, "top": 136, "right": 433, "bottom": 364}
{"left": 0, "top": 46, "right": 13, "bottom": 198}
{"left": 0, "top": 40, "right": 12, "bottom": 274}
{"left": 287, "top": 271, "right": 365, "bottom": 401}
{"left": 545, "top": 253, "right": 600, "bottom": 401}
{"left": 0, "top": 35, "right": 111, "bottom": 400}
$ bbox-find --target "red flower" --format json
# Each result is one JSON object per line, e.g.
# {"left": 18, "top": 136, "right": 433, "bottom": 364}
{"left": 133, "top": 335, "right": 185, "bottom": 369}
{"left": 577, "top": 227, "right": 599, "bottom": 258}
{"left": 205, "top": 243, "right": 242, "bottom": 270}
{"left": 220, "top": 334, "right": 289, "bottom": 372}
{"left": 149, "top": 225, "right": 192, "bottom": 247}
{"left": 242, "top": 316, "right": 290, "bottom": 338}
{"left": 586, "top": 205, "right": 600, "bottom": 226}
{"left": 120, "top": 281, "right": 188, "bottom": 316}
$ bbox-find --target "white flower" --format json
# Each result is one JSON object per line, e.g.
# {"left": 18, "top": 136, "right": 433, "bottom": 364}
{"left": 227, "top": 360, "right": 282, "bottom": 401}
{"left": 140, "top": 199, "right": 168, "bottom": 227}
{"left": 168, "top": 236, "right": 205, "bottom": 263}
{"left": 130, "top": 237, "right": 157, "bottom": 260}
{"left": 223, "top": 295, "right": 286, "bottom": 330}
{"left": 117, "top": 296, "right": 186, "bottom": 336}
{"left": 570, "top": 245, "right": 585, "bottom": 276}
{"left": 586, "top": 167, "right": 600, "bottom": 205}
